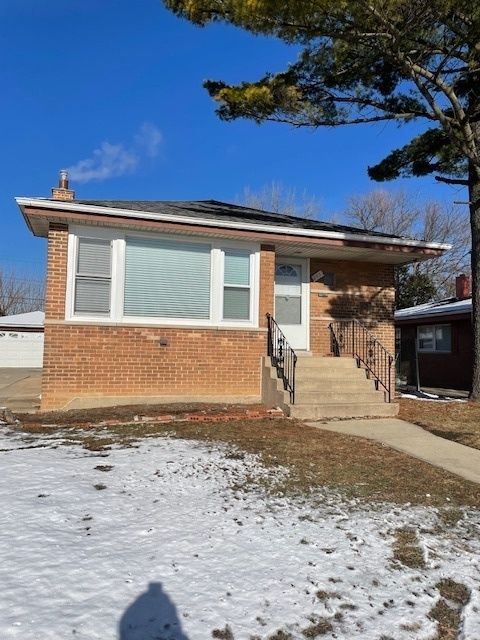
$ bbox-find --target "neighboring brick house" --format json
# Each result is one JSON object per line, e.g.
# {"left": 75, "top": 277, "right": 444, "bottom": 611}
{"left": 17, "top": 173, "right": 448, "bottom": 413}
{"left": 395, "top": 275, "right": 473, "bottom": 392}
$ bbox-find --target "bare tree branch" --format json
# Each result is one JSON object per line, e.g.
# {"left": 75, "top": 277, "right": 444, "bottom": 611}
{"left": 0, "top": 270, "right": 45, "bottom": 317}
{"left": 345, "top": 190, "right": 471, "bottom": 298}
{"left": 237, "top": 181, "right": 321, "bottom": 219}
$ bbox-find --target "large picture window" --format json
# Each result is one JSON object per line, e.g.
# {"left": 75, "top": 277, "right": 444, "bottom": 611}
{"left": 124, "top": 237, "right": 211, "bottom": 319}
{"left": 74, "top": 237, "right": 112, "bottom": 315}
{"left": 418, "top": 324, "right": 452, "bottom": 352}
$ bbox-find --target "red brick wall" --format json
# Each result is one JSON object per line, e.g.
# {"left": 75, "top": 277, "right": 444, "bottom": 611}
{"left": 398, "top": 319, "right": 472, "bottom": 391}
{"left": 44, "top": 223, "right": 68, "bottom": 321}
{"left": 42, "top": 324, "right": 267, "bottom": 409}
{"left": 309, "top": 259, "right": 395, "bottom": 355}
{"left": 41, "top": 225, "right": 395, "bottom": 409}
{"left": 41, "top": 226, "right": 274, "bottom": 410}
{"left": 259, "top": 244, "right": 275, "bottom": 327}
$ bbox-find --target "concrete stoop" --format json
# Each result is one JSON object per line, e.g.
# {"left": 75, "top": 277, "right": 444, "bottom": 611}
{"left": 262, "top": 355, "right": 398, "bottom": 419}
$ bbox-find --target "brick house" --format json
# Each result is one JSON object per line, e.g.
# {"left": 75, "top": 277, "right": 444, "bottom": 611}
{"left": 17, "top": 173, "right": 448, "bottom": 415}
{"left": 395, "top": 275, "right": 472, "bottom": 392}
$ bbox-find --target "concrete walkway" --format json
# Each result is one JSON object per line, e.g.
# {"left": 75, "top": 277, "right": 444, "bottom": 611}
{"left": 0, "top": 368, "right": 41, "bottom": 412}
{"left": 308, "top": 418, "right": 480, "bottom": 485}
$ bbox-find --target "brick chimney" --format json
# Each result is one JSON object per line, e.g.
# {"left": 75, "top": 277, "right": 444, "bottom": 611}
{"left": 51, "top": 169, "right": 75, "bottom": 201}
{"left": 455, "top": 273, "right": 471, "bottom": 300}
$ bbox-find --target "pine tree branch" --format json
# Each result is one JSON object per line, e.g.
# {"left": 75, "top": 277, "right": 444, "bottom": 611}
{"left": 435, "top": 175, "right": 470, "bottom": 185}
{"left": 265, "top": 112, "right": 421, "bottom": 127}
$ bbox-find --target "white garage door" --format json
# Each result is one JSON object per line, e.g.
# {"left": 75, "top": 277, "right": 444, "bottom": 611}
{"left": 0, "top": 331, "right": 44, "bottom": 368}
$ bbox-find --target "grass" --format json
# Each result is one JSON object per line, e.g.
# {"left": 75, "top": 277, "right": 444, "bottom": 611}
{"left": 15, "top": 417, "right": 480, "bottom": 507}
{"left": 392, "top": 527, "right": 425, "bottom": 569}
{"left": 427, "top": 579, "right": 470, "bottom": 640}
{"left": 302, "top": 618, "right": 333, "bottom": 637}
{"left": 212, "top": 626, "right": 234, "bottom": 640}
{"left": 436, "top": 579, "right": 470, "bottom": 605}
{"left": 399, "top": 398, "right": 480, "bottom": 450}
{"left": 316, "top": 590, "right": 340, "bottom": 602}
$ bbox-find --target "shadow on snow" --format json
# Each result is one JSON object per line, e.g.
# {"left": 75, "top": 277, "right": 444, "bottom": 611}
{"left": 119, "top": 582, "right": 189, "bottom": 640}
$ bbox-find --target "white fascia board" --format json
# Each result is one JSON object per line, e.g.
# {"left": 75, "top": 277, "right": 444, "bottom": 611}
{"left": 16, "top": 197, "right": 452, "bottom": 251}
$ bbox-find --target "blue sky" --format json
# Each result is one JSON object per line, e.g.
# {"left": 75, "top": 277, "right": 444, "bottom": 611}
{"left": 0, "top": 0, "right": 464, "bottom": 277}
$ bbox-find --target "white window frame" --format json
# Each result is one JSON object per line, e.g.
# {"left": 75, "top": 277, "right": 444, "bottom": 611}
{"left": 66, "top": 225, "right": 260, "bottom": 329}
{"left": 73, "top": 236, "right": 113, "bottom": 316}
{"left": 417, "top": 323, "right": 452, "bottom": 353}
{"left": 220, "top": 245, "right": 255, "bottom": 323}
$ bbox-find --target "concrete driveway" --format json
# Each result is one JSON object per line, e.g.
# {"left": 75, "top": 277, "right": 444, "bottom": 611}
{"left": 0, "top": 368, "right": 42, "bottom": 413}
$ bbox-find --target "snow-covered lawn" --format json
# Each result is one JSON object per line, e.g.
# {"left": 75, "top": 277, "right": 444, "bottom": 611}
{"left": 1, "top": 428, "right": 479, "bottom": 640}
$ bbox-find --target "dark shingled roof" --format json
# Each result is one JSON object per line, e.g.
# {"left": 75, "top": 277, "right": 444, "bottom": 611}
{"left": 71, "top": 199, "right": 402, "bottom": 240}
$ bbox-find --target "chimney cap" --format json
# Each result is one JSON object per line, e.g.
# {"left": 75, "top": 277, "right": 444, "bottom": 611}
{"left": 52, "top": 169, "right": 75, "bottom": 201}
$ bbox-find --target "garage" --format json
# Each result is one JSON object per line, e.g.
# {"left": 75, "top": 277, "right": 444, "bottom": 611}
{"left": 0, "top": 311, "right": 44, "bottom": 368}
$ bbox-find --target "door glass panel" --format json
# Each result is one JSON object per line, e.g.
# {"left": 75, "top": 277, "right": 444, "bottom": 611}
{"left": 275, "top": 263, "right": 301, "bottom": 296}
{"left": 275, "top": 295, "right": 301, "bottom": 325}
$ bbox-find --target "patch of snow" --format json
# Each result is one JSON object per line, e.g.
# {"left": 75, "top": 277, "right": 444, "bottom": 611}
{"left": 0, "top": 430, "right": 479, "bottom": 639}
{"left": 400, "top": 391, "right": 467, "bottom": 403}
{"left": 0, "top": 310, "right": 44, "bottom": 328}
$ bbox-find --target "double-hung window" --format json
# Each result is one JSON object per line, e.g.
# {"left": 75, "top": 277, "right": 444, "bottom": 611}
{"left": 418, "top": 324, "right": 452, "bottom": 352}
{"left": 223, "top": 249, "right": 251, "bottom": 321}
{"left": 74, "top": 237, "right": 112, "bottom": 315}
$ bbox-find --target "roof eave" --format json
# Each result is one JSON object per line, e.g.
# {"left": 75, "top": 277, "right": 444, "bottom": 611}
{"left": 16, "top": 197, "right": 452, "bottom": 253}
{"left": 395, "top": 307, "right": 472, "bottom": 322}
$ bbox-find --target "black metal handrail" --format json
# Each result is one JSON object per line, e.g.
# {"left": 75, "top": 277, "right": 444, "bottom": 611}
{"left": 266, "top": 313, "right": 297, "bottom": 403}
{"left": 329, "top": 320, "right": 395, "bottom": 402}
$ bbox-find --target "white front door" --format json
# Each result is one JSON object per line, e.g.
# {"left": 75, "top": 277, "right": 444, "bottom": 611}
{"left": 274, "top": 258, "right": 309, "bottom": 350}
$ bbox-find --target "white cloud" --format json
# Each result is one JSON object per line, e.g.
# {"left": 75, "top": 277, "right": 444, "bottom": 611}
{"left": 67, "top": 123, "right": 163, "bottom": 184}
{"left": 134, "top": 122, "right": 163, "bottom": 158}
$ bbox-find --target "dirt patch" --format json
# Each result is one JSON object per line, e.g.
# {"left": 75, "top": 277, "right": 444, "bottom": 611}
{"left": 399, "top": 399, "right": 480, "bottom": 450}
{"left": 12, "top": 417, "right": 480, "bottom": 507}
{"left": 16, "top": 402, "right": 268, "bottom": 428}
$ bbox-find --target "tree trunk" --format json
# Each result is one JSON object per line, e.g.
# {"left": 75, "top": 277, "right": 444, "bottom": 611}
{"left": 469, "top": 158, "right": 480, "bottom": 400}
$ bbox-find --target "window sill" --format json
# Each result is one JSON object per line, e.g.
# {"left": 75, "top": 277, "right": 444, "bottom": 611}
{"left": 418, "top": 350, "right": 452, "bottom": 354}
{"left": 53, "top": 318, "right": 265, "bottom": 332}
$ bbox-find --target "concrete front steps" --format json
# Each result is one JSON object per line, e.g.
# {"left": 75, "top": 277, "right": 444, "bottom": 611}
{"left": 262, "top": 355, "right": 398, "bottom": 420}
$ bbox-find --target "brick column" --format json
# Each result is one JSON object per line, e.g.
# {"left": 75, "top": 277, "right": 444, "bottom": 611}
{"left": 259, "top": 244, "right": 275, "bottom": 327}
{"left": 44, "top": 223, "right": 69, "bottom": 321}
